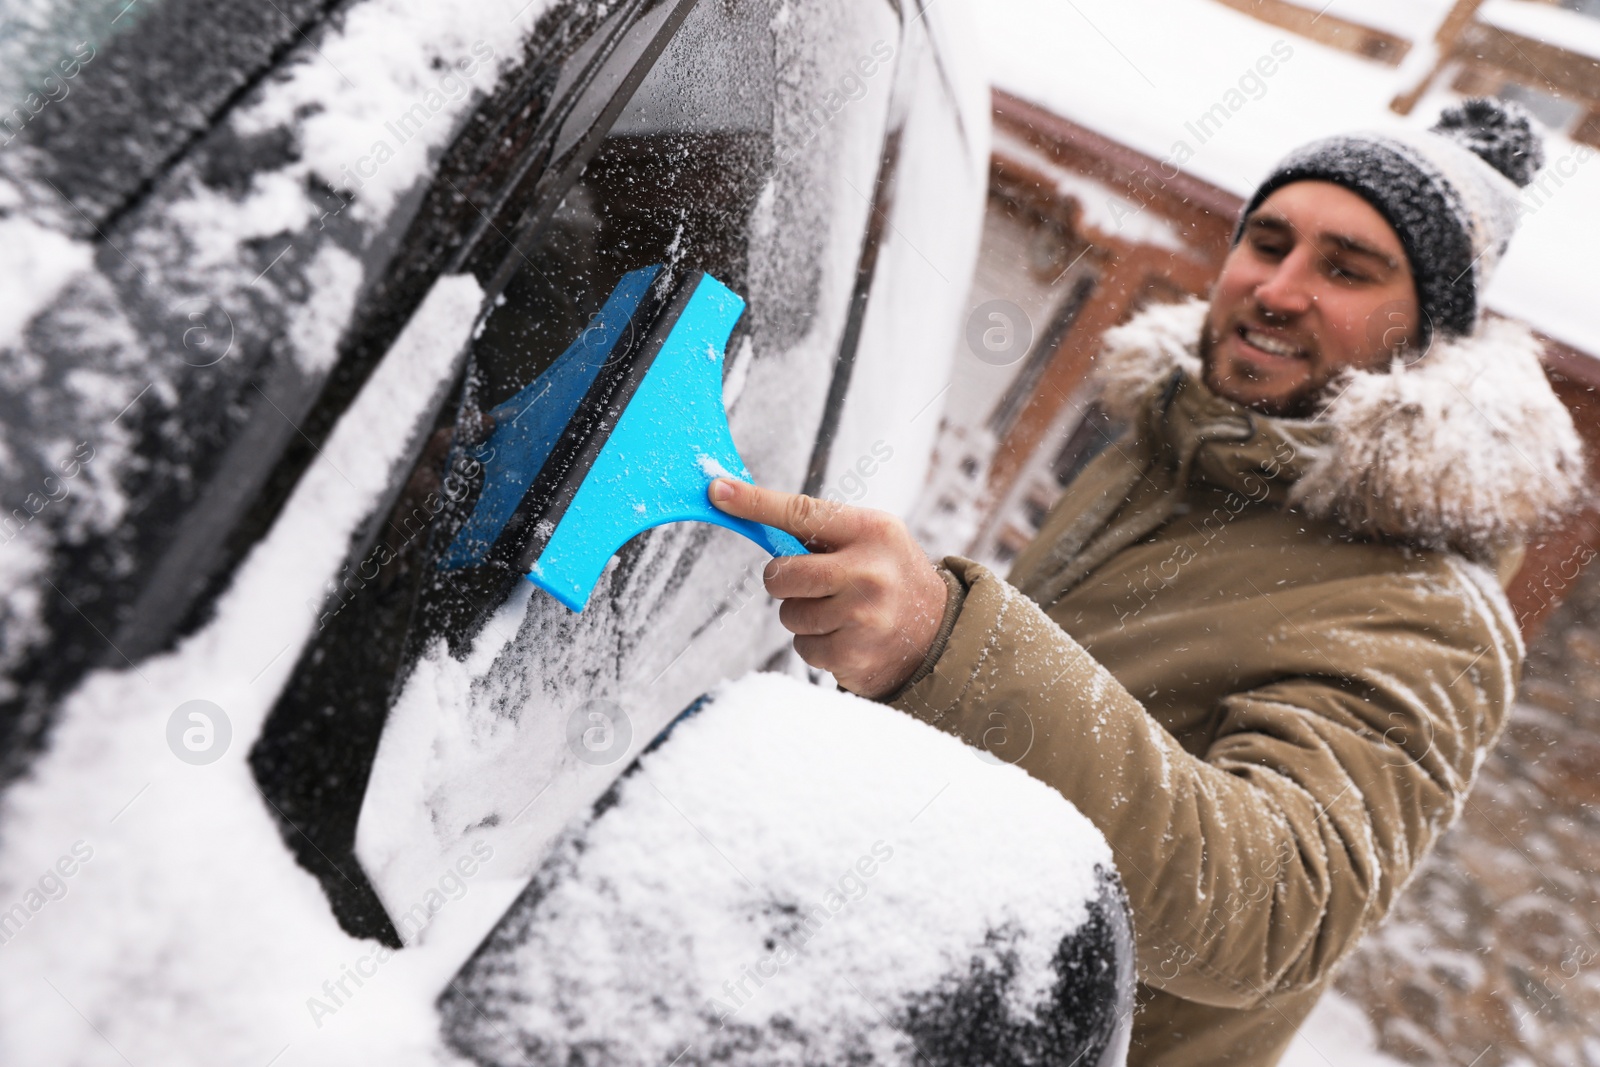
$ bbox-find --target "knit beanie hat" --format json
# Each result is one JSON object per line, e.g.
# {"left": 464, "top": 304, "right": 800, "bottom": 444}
{"left": 1235, "top": 98, "right": 1545, "bottom": 349}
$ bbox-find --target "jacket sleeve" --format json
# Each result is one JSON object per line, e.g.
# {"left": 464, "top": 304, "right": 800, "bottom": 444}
{"left": 888, "top": 555, "right": 1521, "bottom": 1008}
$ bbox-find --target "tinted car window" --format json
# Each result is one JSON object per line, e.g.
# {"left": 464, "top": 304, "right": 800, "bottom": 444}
{"left": 252, "top": 0, "right": 907, "bottom": 943}
{"left": 0, "top": 0, "right": 669, "bottom": 783}
{"left": 5, "top": 0, "right": 337, "bottom": 227}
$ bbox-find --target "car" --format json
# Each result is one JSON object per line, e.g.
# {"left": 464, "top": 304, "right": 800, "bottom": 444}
{"left": 1, "top": 0, "right": 1131, "bottom": 1060}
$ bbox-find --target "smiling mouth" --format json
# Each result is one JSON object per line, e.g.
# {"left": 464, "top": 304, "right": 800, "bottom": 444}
{"left": 1236, "top": 324, "right": 1307, "bottom": 361}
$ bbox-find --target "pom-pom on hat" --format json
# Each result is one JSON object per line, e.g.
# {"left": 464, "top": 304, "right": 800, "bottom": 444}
{"left": 1235, "top": 98, "right": 1545, "bottom": 348}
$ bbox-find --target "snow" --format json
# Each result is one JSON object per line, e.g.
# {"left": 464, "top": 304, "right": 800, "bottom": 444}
{"left": 1489, "top": 138, "right": 1600, "bottom": 355}
{"left": 0, "top": 274, "right": 484, "bottom": 1066}
{"left": 0, "top": 0, "right": 112, "bottom": 111}
{"left": 82, "top": 0, "right": 550, "bottom": 388}
{"left": 814, "top": 0, "right": 991, "bottom": 519}
{"left": 352, "top": 579, "right": 536, "bottom": 946}
{"left": 0, "top": 530, "right": 47, "bottom": 702}
{"left": 975, "top": 0, "right": 1392, "bottom": 197}
{"left": 0, "top": 0, "right": 566, "bottom": 823}
{"left": 230, "top": 2, "right": 519, "bottom": 225}
{"left": 0, "top": 2, "right": 1009, "bottom": 1061}
{"left": 1282, "top": 989, "right": 1412, "bottom": 1066}
{"left": 232, "top": 5, "right": 520, "bottom": 271}
{"left": 1280, "top": 0, "right": 1450, "bottom": 42}
{"left": 0, "top": 215, "right": 92, "bottom": 350}
{"left": 721, "top": 334, "right": 756, "bottom": 409}
{"left": 1, "top": 0, "right": 564, "bottom": 707}
{"left": 1481, "top": 0, "right": 1600, "bottom": 63}
{"left": 440, "top": 671, "right": 1123, "bottom": 1064}
{"left": 0, "top": 267, "right": 140, "bottom": 702}
{"left": 992, "top": 124, "right": 1184, "bottom": 249}
{"left": 0, "top": 565, "right": 1125, "bottom": 1063}
{"left": 346, "top": 0, "right": 964, "bottom": 963}
{"left": 728, "top": 0, "right": 902, "bottom": 511}
{"left": 286, "top": 245, "right": 366, "bottom": 373}
{"left": 696, "top": 453, "right": 737, "bottom": 480}
{"left": 971, "top": 0, "right": 1600, "bottom": 357}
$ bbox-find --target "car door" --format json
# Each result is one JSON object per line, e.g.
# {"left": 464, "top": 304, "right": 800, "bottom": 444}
{"left": 2, "top": 0, "right": 986, "bottom": 955}
{"left": 249, "top": 0, "right": 988, "bottom": 949}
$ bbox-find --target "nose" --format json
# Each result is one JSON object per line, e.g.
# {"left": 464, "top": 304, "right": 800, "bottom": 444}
{"left": 1253, "top": 246, "right": 1316, "bottom": 320}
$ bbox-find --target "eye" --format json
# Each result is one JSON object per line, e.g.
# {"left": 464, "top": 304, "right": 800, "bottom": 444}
{"left": 1248, "top": 233, "right": 1289, "bottom": 259}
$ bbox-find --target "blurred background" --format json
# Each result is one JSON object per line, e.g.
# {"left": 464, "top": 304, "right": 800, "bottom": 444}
{"left": 927, "top": 3, "right": 1600, "bottom": 1064}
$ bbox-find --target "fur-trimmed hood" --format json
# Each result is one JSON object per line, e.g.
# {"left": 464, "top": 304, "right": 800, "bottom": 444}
{"left": 1094, "top": 297, "right": 1588, "bottom": 560}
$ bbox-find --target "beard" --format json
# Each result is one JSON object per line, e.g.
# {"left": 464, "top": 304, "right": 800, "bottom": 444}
{"left": 1196, "top": 312, "right": 1330, "bottom": 420}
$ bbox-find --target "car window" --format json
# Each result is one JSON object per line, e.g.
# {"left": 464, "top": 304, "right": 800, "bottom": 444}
{"left": 5, "top": 0, "right": 339, "bottom": 227}
{"left": 253, "top": 0, "right": 907, "bottom": 944}
{"left": 0, "top": 0, "right": 134, "bottom": 105}
{"left": 465, "top": 14, "right": 774, "bottom": 412}
{"left": 0, "top": 0, "right": 664, "bottom": 786}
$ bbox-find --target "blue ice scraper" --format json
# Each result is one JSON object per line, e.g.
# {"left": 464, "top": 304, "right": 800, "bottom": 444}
{"left": 440, "top": 266, "right": 806, "bottom": 611}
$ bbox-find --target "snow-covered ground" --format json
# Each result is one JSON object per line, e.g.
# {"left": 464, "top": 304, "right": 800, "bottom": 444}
{"left": 971, "top": 0, "right": 1600, "bottom": 359}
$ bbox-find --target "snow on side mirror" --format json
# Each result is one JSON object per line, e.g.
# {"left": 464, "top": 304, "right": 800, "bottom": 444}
{"left": 439, "top": 671, "right": 1135, "bottom": 1066}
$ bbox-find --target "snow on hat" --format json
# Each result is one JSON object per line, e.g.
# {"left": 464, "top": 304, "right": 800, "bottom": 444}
{"left": 1236, "top": 98, "right": 1545, "bottom": 348}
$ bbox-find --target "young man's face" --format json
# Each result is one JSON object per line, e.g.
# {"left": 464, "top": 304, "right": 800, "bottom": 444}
{"left": 1200, "top": 181, "right": 1420, "bottom": 418}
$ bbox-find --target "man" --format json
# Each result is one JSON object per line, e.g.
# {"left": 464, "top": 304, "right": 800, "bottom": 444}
{"left": 709, "top": 98, "right": 1588, "bottom": 1064}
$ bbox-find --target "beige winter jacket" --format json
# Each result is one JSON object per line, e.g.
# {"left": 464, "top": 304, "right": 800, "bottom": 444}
{"left": 889, "top": 299, "right": 1586, "bottom": 1066}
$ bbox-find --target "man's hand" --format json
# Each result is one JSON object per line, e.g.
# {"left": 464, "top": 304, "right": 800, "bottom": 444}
{"left": 708, "top": 478, "right": 949, "bottom": 699}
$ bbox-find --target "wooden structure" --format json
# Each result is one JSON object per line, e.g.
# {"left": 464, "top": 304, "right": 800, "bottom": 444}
{"left": 1393, "top": 0, "right": 1600, "bottom": 147}
{"left": 1211, "top": 0, "right": 1412, "bottom": 64}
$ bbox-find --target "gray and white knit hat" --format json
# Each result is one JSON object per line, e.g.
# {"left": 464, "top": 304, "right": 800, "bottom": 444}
{"left": 1236, "top": 98, "right": 1545, "bottom": 348}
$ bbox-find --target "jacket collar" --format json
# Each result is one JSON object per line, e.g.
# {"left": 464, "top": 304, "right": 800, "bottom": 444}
{"left": 1092, "top": 297, "right": 1587, "bottom": 560}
